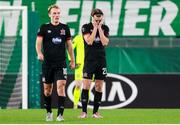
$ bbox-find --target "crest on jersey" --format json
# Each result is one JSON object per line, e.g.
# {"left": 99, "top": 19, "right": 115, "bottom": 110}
{"left": 42, "top": 77, "right": 46, "bottom": 82}
{"left": 60, "top": 29, "right": 65, "bottom": 35}
{"left": 47, "top": 30, "right": 51, "bottom": 33}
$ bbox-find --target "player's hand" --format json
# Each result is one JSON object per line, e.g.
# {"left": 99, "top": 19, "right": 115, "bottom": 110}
{"left": 75, "top": 63, "right": 81, "bottom": 69}
{"left": 37, "top": 53, "right": 44, "bottom": 61}
{"left": 92, "top": 20, "right": 98, "bottom": 29}
{"left": 69, "top": 60, "right": 75, "bottom": 69}
{"left": 98, "top": 19, "right": 103, "bottom": 29}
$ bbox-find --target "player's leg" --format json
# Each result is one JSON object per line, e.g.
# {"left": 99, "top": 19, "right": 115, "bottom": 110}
{"left": 73, "top": 80, "right": 82, "bottom": 109}
{"left": 56, "top": 79, "right": 66, "bottom": 121}
{"left": 92, "top": 62, "right": 107, "bottom": 118}
{"left": 55, "top": 64, "right": 67, "bottom": 121}
{"left": 79, "top": 78, "right": 91, "bottom": 118}
{"left": 79, "top": 61, "right": 94, "bottom": 118}
{"left": 42, "top": 65, "right": 54, "bottom": 121}
{"left": 73, "top": 67, "right": 83, "bottom": 109}
{"left": 44, "top": 83, "right": 53, "bottom": 121}
{"left": 92, "top": 79, "right": 103, "bottom": 118}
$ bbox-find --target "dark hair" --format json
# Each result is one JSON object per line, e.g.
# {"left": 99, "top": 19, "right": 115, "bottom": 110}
{"left": 91, "top": 8, "right": 103, "bottom": 17}
{"left": 48, "top": 4, "right": 60, "bottom": 14}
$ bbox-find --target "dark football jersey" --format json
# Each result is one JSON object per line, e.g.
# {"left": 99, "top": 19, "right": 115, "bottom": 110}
{"left": 81, "top": 22, "right": 109, "bottom": 61}
{"left": 37, "top": 23, "right": 71, "bottom": 63}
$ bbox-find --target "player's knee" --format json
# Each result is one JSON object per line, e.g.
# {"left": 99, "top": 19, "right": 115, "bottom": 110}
{"left": 82, "top": 79, "right": 91, "bottom": 89}
{"left": 58, "top": 80, "right": 66, "bottom": 85}
{"left": 58, "top": 82, "right": 66, "bottom": 88}
{"left": 44, "top": 90, "right": 52, "bottom": 96}
{"left": 75, "top": 85, "right": 81, "bottom": 89}
{"left": 57, "top": 82, "right": 66, "bottom": 96}
{"left": 75, "top": 83, "right": 81, "bottom": 89}
{"left": 95, "top": 82, "right": 103, "bottom": 92}
{"left": 57, "top": 81, "right": 66, "bottom": 91}
{"left": 75, "top": 80, "right": 82, "bottom": 88}
{"left": 83, "top": 83, "right": 90, "bottom": 90}
{"left": 43, "top": 84, "right": 53, "bottom": 96}
{"left": 95, "top": 85, "right": 102, "bottom": 92}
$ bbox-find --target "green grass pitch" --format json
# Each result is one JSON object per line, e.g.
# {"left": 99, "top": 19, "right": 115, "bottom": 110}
{"left": 0, "top": 109, "right": 180, "bottom": 124}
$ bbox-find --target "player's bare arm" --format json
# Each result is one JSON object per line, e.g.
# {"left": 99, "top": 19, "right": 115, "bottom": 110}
{"left": 67, "top": 39, "right": 75, "bottom": 69}
{"left": 98, "top": 21, "right": 109, "bottom": 46}
{"left": 35, "top": 36, "right": 44, "bottom": 61}
{"left": 83, "top": 22, "right": 98, "bottom": 45}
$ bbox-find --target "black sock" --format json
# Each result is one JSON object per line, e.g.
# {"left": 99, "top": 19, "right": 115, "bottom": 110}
{"left": 57, "top": 96, "right": 66, "bottom": 116}
{"left": 93, "top": 91, "right": 102, "bottom": 114}
{"left": 44, "top": 95, "right": 52, "bottom": 113}
{"left": 81, "top": 89, "right": 89, "bottom": 113}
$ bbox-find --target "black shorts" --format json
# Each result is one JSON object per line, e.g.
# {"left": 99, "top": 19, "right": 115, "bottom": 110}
{"left": 83, "top": 60, "right": 107, "bottom": 80}
{"left": 42, "top": 61, "right": 67, "bottom": 84}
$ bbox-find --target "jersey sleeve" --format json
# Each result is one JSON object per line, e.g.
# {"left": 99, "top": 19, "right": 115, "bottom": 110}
{"left": 81, "top": 24, "right": 90, "bottom": 35}
{"left": 104, "top": 25, "right": 110, "bottom": 37}
{"left": 37, "top": 24, "right": 45, "bottom": 37}
{"left": 66, "top": 25, "right": 71, "bottom": 41}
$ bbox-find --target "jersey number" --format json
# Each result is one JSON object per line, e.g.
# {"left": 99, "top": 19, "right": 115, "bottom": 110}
{"left": 102, "top": 68, "right": 107, "bottom": 75}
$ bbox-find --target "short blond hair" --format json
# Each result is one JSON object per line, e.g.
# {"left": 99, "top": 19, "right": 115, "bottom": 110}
{"left": 48, "top": 4, "right": 60, "bottom": 14}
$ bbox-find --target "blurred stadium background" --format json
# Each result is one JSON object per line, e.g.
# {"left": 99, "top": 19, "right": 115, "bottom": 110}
{"left": 1, "top": 0, "right": 180, "bottom": 123}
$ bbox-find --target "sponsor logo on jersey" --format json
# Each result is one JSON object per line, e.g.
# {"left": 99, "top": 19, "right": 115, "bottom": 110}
{"left": 52, "top": 37, "right": 62, "bottom": 44}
